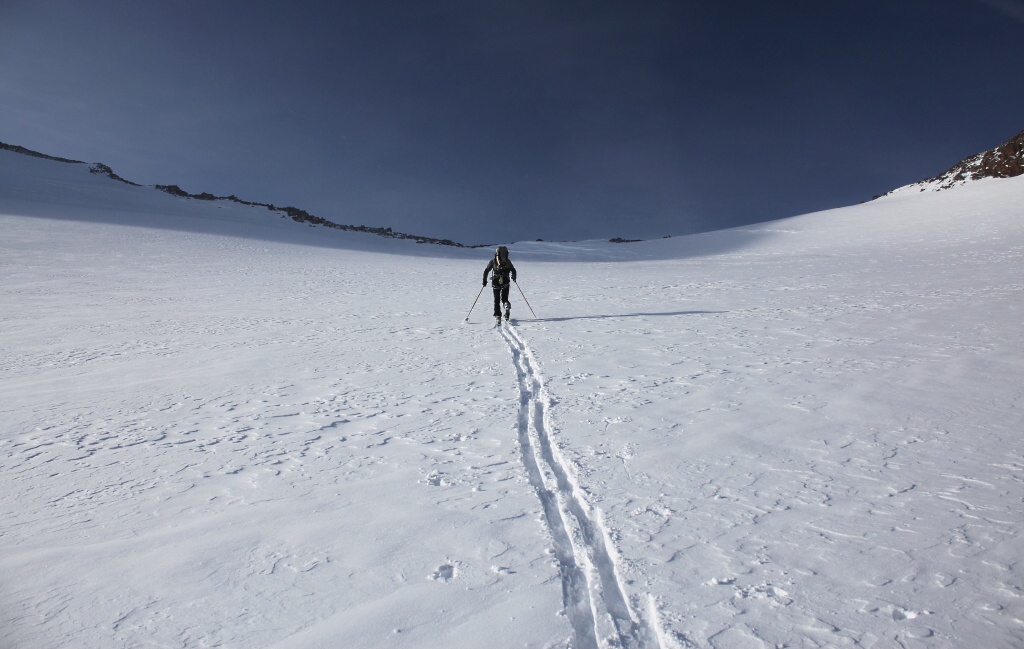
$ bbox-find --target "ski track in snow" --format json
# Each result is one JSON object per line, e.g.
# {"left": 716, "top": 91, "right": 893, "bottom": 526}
{"left": 500, "top": 322, "right": 661, "bottom": 649}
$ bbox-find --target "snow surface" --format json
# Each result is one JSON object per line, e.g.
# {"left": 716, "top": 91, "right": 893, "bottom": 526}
{"left": 2, "top": 150, "right": 1023, "bottom": 648}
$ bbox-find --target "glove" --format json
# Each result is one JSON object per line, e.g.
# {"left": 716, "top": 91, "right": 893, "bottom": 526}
{"left": 482, "top": 278, "right": 487, "bottom": 286}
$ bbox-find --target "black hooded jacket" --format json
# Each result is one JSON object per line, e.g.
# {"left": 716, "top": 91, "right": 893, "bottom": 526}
{"left": 483, "top": 250, "right": 517, "bottom": 288}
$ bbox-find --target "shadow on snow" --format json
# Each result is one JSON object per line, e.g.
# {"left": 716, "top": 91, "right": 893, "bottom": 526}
{"left": 523, "top": 310, "right": 727, "bottom": 323}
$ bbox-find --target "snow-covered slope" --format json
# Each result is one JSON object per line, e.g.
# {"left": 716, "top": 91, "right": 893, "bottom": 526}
{"left": 2, "top": 150, "right": 1023, "bottom": 648}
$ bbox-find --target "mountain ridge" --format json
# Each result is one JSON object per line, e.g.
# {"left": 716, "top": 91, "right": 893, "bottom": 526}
{"left": 0, "top": 141, "right": 474, "bottom": 248}
{"left": 5, "top": 130, "right": 1021, "bottom": 246}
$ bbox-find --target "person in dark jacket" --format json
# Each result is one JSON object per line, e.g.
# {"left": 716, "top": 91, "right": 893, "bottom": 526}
{"left": 483, "top": 246, "right": 517, "bottom": 320}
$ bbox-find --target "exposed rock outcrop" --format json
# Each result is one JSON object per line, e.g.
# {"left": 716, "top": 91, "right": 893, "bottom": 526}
{"left": 880, "top": 129, "right": 1024, "bottom": 198}
{"left": 922, "top": 129, "right": 1024, "bottom": 189}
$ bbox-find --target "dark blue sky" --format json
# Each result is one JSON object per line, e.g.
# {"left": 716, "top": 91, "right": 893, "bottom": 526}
{"left": 2, "top": 0, "right": 1022, "bottom": 244}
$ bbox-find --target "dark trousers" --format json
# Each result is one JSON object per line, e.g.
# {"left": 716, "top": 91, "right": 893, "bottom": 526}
{"left": 492, "top": 285, "right": 510, "bottom": 316}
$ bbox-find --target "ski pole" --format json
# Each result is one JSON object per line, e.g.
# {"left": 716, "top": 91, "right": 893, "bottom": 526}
{"left": 513, "top": 280, "right": 537, "bottom": 319}
{"left": 464, "top": 283, "right": 486, "bottom": 322}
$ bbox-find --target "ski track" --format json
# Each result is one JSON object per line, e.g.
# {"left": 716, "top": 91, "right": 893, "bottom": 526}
{"left": 500, "top": 322, "right": 660, "bottom": 649}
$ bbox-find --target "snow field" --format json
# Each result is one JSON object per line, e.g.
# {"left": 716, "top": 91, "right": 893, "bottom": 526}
{"left": 1, "top": 218, "right": 569, "bottom": 647}
{"left": 515, "top": 178, "right": 1024, "bottom": 647}
{"left": 2, "top": 152, "right": 1023, "bottom": 648}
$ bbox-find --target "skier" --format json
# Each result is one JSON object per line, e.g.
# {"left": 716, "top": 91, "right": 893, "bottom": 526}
{"left": 483, "top": 246, "right": 517, "bottom": 322}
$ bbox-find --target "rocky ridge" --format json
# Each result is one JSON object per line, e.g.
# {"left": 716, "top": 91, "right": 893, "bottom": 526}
{"left": 882, "top": 129, "right": 1024, "bottom": 197}
{"left": 0, "top": 141, "right": 471, "bottom": 247}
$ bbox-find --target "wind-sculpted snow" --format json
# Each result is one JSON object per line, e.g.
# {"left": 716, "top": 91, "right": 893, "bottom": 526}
{"left": 2, "top": 156, "right": 1024, "bottom": 647}
{"left": 0, "top": 220, "right": 570, "bottom": 647}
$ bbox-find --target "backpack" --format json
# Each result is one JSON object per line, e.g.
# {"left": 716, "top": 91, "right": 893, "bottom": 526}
{"left": 492, "top": 246, "right": 511, "bottom": 285}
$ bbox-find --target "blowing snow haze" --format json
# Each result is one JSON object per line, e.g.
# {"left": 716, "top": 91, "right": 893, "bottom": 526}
{"left": 1, "top": 1, "right": 1023, "bottom": 244}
